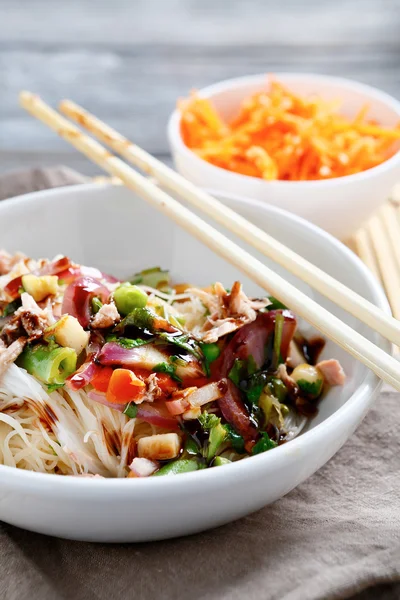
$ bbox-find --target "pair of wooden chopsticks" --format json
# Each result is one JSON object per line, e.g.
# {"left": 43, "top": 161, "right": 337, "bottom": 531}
{"left": 19, "top": 92, "right": 400, "bottom": 391}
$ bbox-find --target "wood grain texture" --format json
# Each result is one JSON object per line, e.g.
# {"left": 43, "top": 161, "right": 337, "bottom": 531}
{"left": 1, "top": 0, "right": 400, "bottom": 174}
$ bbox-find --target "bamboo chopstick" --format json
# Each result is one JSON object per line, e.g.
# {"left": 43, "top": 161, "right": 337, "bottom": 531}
{"left": 380, "top": 203, "right": 400, "bottom": 283}
{"left": 352, "top": 229, "right": 381, "bottom": 282}
{"left": 19, "top": 91, "right": 400, "bottom": 391}
{"left": 59, "top": 99, "right": 400, "bottom": 347}
{"left": 368, "top": 212, "right": 400, "bottom": 320}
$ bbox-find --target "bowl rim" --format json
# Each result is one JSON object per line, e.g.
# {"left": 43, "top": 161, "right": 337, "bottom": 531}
{"left": 0, "top": 182, "right": 391, "bottom": 492}
{"left": 168, "top": 71, "right": 400, "bottom": 188}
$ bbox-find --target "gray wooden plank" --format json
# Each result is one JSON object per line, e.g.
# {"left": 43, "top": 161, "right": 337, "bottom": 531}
{"left": 1, "top": 0, "right": 399, "bottom": 46}
{"left": 1, "top": 0, "right": 399, "bottom": 171}
{"left": 2, "top": 43, "right": 399, "bottom": 155}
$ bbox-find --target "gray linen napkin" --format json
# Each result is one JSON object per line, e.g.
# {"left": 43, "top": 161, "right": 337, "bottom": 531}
{"left": 0, "top": 168, "right": 399, "bottom": 600}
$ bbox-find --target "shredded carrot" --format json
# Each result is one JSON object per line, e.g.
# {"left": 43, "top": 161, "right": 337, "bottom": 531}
{"left": 106, "top": 368, "right": 145, "bottom": 405}
{"left": 179, "top": 79, "right": 400, "bottom": 181}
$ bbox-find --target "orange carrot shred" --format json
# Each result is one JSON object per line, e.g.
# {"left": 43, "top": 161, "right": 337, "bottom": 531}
{"left": 179, "top": 79, "right": 400, "bottom": 181}
{"left": 106, "top": 368, "right": 145, "bottom": 405}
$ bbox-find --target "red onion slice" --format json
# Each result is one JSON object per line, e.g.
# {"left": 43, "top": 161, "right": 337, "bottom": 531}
{"left": 67, "top": 361, "right": 102, "bottom": 391}
{"left": 86, "top": 391, "right": 179, "bottom": 430}
{"left": 87, "top": 390, "right": 126, "bottom": 412}
{"left": 62, "top": 276, "right": 110, "bottom": 328}
{"left": 66, "top": 332, "right": 104, "bottom": 391}
{"left": 57, "top": 265, "right": 119, "bottom": 285}
{"left": 98, "top": 342, "right": 167, "bottom": 369}
{"left": 136, "top": 402, "right": 180, "bottom": 430}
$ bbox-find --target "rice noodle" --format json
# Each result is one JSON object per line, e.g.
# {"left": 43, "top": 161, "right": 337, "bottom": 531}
{"left": 0, "top": 364, "right": 169, "bottom": 477}
{"left": 138, "top": 285, "right": 209, "bottom": 334}
{"left": 283, "top": 408, "right": 307, "bottom": 441}
{"left": 139, "top": 285, "right": 193, "bottom": 303}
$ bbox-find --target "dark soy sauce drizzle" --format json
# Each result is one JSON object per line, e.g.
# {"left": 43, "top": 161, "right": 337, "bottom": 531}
{"left": 296, "top": 334, "right": 325, "bottom": 365}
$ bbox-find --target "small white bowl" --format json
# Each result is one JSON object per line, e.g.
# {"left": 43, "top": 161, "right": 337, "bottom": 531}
{"left": 0, "top": 183, "right": 390, "bottom": 542}
{"left": 168, "top": 73, "right": 400, "bottom": 239}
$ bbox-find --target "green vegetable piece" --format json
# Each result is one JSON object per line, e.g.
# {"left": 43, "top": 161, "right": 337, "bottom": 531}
{"left": 229, "top": 355, "right": 259, "bottom": 391}
{"left": 198, "top": 412, "right": 228, "bottom": 460}
{"left": 153, "top": 459, "right": 199, "bottom": 476}
{"left": 123, "top": 402, "right": 138, "bottom": 419}
{"left": 224, "top": 424, "right": 245, "bottom": 453}
{"left": 3, "top": 300, "right": 20, "bottom": 317}
{"left": 199, "top": 342, "right": 221, "bottom": 376}
{"left": 247, "top": 355, "right": 258, "bottom": 376}
{"left": 259, "top": 392, "right": 285, "bottom": 429}
{"left": 198, "top": 411, "right": 220, "bottom": 431}
{"left": 292, "top": 363, "right": 324, "bottom": 399}
{"left": 280, "top": 403, "right": 290, "bottom": 416}
{"left": 168, "top": 314, "right": 185, "bottom": 329}
{"left": 20, "top": 343, "right": 77, "bottom": 385}
{"left": 153, "top": 362, "right": 182, "bottom": 382}
{"left": 131, "top": 267, "right": 170, "bottom": 289}
{"left": 91, "top": 297, "right": 103, "bottom": 314}
{"left": 115, "top": 306, "right": 202, "bottom": 359}
{"left": 297, "top": 378, "right": 323, "bottom": 397}
{"left": 174, "top": 315, "right": 186, "bottom": 327}
{"left": 184, "top": 436, "right": 200, "bottom": 456}
{"left": 246, "top": 372, "right": 268, "bottom": 404}
{"left": 200, "top": 342, "right": 220, "bottom": 363}
{"left": 119, "top": 337, "right": 153, "bottom": 349}
{"left": 252, "top": 432, "right": 277, "bottom": 455}
{"left": 107, "top": 335, "right": 154, "bottom": 349}
{"left": 115, "top": 307, "right": 155, "bottom": 333}
{"left": 47, "top": 383, "right": 65, "bottom": 393}
{"left": 207, "top": 422, "right": 228, "bottom": 461}
{"left": 158, "top": 331, "right": 202, "bottom": 360}
{"left": 266, "top": 376, "right": 288, "bottom": 403}
{"left": 228, "top": 359, "right": 247, "bottom": 387}
{"left": 213, "top": 456, "right": 232, "bottom": 467}
{"left": 272, "top": 312, "right": 284, "bottom": 369}
{"left": 268, "top": 296, "right": 287, "bottom": 310}
{"left": 114, "top": 283, "right": 148, "bottom": 315}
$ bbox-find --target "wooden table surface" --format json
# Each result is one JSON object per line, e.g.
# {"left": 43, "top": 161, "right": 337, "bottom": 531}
{"left": 1, "top": 0, "right": 400, "bottom": 175}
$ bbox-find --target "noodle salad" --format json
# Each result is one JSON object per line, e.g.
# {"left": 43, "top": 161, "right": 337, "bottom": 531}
{"left": 0, "top": 251, "right": 345, "bottom": 478}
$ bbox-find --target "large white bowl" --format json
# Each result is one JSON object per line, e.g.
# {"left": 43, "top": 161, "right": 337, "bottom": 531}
{"left": 168, "top": 73, "right": 400, "bottom": 239}
{"left": 0, "top": 183, "right": 390, "bottom": 542}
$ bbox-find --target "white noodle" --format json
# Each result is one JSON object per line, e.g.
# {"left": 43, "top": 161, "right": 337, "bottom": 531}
{"left": 139, "top": 285, "right": 193, "bottom": 303}
{"left": 283, "top": 408, "right": 308, "bottom": 441}
{"left": 0, "top": 364, "right": 157, "bottom": 477}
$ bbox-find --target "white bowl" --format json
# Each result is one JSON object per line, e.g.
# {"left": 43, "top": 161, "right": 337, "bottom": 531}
{"left": 0, "top": 183, "right": 390, "bottom": 542}
{"left": 168, "top": 73, "right": 400, "bottom": 239}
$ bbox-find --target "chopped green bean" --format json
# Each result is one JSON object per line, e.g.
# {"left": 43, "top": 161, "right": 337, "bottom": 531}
{"left": 153, "top": 459, "right": 200, "bottom": 476}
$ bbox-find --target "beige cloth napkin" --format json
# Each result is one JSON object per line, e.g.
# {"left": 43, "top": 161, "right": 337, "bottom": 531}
{"left": 0, "top": 168, "right": 399, "bottom": 600}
